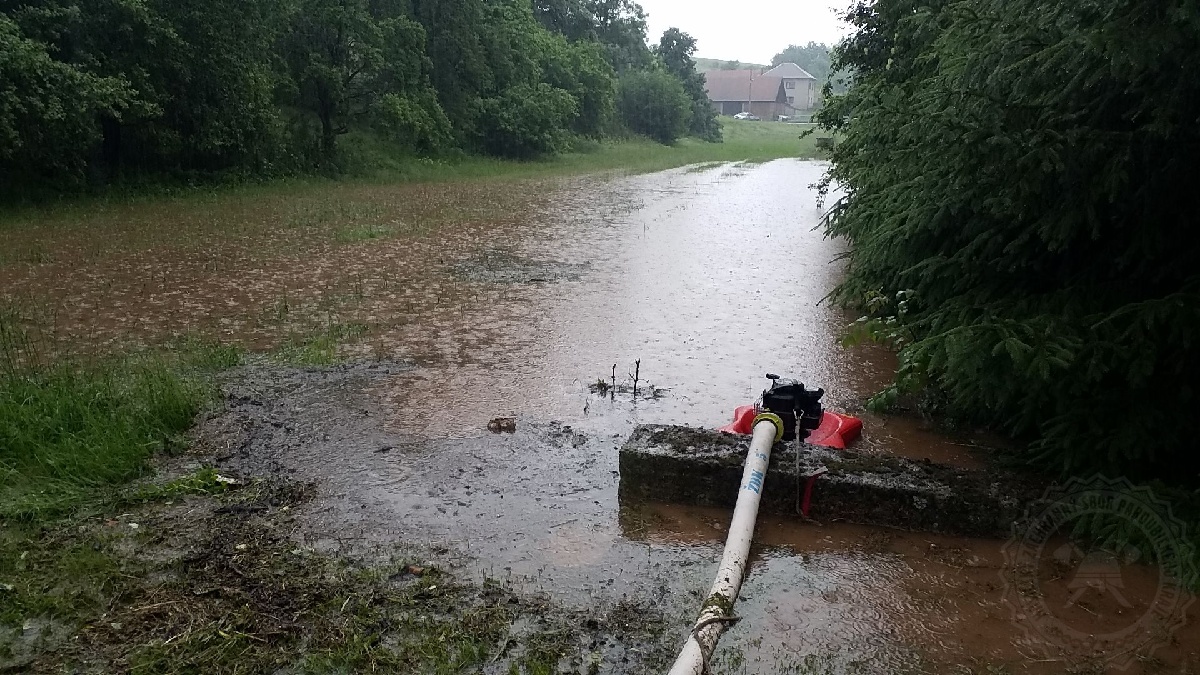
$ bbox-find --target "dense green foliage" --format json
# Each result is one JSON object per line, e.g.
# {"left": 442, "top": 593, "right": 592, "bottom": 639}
{"left": 285, "top": 0, "right": 447, "bottom": 162}
{"left": 656, "top": 28, "right": 720, "bottom": 142}
{"left": 617, "top": 69, "right": 690, "bottom": 144}
{"left": 1, "top": 0, "right": 718, "bottom": 195}
{"left": 544, "top": 38, "right": 617, "bottom": 136}
{"left": 478, "top": 82, "right": 578, "bottom": 157}
{"left": 818, "top": 0, "right": 1200, "bottom": 479}
{"left": 772, "top": 43, "right": 831, "bottom": 81}
{"left": 534, "top": 0, "right": 652, "bottom": 72}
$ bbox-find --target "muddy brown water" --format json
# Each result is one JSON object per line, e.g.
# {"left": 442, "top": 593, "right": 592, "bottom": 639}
{"left": 4, "top": 161, "right": 1196, "bottom": 672}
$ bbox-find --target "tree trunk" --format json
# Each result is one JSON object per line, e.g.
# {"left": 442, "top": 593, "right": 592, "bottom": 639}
{"left": 318, "top": 88, "right": 337, "bottom": 160}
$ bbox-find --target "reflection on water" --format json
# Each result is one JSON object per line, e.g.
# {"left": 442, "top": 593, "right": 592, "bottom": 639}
{"left": 3, "top": 161, "right": 1194, "bottom": 673}
{"left": 633, "top": 503, "right": 1200, "bottom": 674}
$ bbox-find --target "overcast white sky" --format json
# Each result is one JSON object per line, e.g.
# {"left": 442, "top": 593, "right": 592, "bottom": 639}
{"left": 638, "top": 0, "right": 849, "bottom": 65}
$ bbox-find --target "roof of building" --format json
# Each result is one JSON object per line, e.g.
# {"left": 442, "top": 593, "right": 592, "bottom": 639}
{"left": 762, "top": 62, "right": 816, "bottom": 80}
{"left": 702, "top": 70, "right": 784, "bottom": 103}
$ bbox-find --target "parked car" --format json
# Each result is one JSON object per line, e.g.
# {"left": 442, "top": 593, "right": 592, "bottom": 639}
{"left": 732, "top": 112, "right": 760, "bottom": 121}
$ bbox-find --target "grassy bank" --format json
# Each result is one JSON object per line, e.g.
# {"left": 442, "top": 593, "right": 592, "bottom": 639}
{"left": 0, "top": 311, "right": 240, "bottom": 521}
{"left": 351, "top": 120, "right": 820, "bottom": 182}
{"left": 0, "top": 120, "right": 821, "bottom": 224}
{"left": 357, "top": 120, "right": 825, "bottom": 178}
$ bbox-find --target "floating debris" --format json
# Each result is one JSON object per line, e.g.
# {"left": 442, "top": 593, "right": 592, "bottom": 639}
{"left": 487, "top": 417, "right": 517, "bottom": 433}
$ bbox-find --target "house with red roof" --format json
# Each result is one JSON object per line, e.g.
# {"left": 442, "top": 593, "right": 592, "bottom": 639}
{"left": 702, "top": 63, "right": 817, "bottom": 119}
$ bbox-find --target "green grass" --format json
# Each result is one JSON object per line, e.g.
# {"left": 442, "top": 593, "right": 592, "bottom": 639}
{"left": 346, "top": 119, "right": 821, "bottom": 182}
{"left": 0, "top": 360, "right": 200, "bottom": 519}
{"left": 0, "top": 120, "right": 820, "bottom": 229}
{"left": 333, "top": 222, "right": 396, "bottom": 244}
{"left": 272, "top": 321, "right": 370, "bottom": 366}
{"left": 0, "top": 309, "right": 239, "bottom": 521}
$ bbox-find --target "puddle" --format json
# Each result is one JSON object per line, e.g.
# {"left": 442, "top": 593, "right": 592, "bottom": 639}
{"left": 5, "top": 161, "right": 1197, "bottom": 672}
{"left": 635, "top": 503, "right": 1200, "bottom": 673}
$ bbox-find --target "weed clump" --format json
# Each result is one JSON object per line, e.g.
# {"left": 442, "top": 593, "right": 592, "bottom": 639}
{"left": 0, "top": 306, "right": 233, "bottom": 520}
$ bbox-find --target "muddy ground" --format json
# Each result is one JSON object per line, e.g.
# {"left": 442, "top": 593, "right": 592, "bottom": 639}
{"left": 50, "top": 358, "right": 1184, "bottom": 675}
{"left": 1, "top": 366, "right": 676, "bottom": 673}
{"left": 4, "top": 161, "right": 1199, "bottom": 673}
{"left": 2, "top": 480, "right": 671, "bottom": 674}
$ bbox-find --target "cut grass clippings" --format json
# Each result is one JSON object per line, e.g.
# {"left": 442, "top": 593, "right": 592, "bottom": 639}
{"left": 0, "top": 477, "right": 671, "bottom": 673}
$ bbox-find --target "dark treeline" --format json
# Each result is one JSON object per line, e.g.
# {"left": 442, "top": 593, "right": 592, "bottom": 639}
{"left": 0, "top": 0, "right": 716, "bottom": 193}
{"left": 819, "top": 0, "right": 1200, "bottom": 481}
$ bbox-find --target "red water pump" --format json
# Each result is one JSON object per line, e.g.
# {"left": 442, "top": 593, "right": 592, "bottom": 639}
{"left": 718, "top": 374, "right": 862, "bottom": 449}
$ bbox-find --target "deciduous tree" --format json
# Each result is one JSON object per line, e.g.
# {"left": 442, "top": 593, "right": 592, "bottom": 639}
{"left": 617, "top": 68, "right": 689, "bottom": 144}
{"left": 656, "top": 27, "right": 719, "bottom": 141}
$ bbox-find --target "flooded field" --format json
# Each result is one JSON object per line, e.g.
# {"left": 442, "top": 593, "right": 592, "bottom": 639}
{"left": 3, "top": 162, "right": 1196, "bottom": 672}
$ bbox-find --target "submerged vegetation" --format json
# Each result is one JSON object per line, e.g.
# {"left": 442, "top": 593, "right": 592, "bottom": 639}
{"left": 819, "top": 0, "right": 1200, "bottom": 482}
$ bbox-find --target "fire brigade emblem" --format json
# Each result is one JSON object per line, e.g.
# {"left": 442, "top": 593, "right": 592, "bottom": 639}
{"left": 1001, "top": 475, "right": 1195, "bottom": 670}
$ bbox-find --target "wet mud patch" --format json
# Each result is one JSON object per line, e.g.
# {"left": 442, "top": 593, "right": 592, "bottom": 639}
{"left": 192, "top": 363, "right": 660, "bottom": 593}
{"left": 123, "top": 484, "right": 662, "bottom": 674}
{"left": 2, "top": 451, "right": 673, "bottom": 674}
{"left": 198, "top": 359, "right": 416, "bottom": 475}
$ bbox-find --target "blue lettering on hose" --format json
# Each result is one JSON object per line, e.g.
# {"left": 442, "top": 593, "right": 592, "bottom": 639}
{"left": 746, "top": 470, "right": 765, "bottom": 494}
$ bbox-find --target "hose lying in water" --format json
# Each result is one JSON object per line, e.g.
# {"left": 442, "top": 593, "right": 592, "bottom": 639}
{"left": 667, "top": 413, "right": 785, "bottom": 675}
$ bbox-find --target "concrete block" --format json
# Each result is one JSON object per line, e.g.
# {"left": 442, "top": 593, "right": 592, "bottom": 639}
{"left": 618, "top": 424, "right": 1040, "bottom": 538}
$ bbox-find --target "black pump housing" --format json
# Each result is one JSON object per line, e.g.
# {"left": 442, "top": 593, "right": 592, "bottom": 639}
{"left": 761, "top": 374, "right": 825, "bottom": 441}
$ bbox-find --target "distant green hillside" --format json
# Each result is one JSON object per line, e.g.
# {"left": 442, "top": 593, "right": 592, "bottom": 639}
{"left": 694, "top": 57, "right": 769, "bottom": 73}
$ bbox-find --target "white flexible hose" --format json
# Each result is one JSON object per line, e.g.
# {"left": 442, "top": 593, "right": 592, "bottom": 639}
{"left": 667, "top": 416, "right": 782, "bottom": 675}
